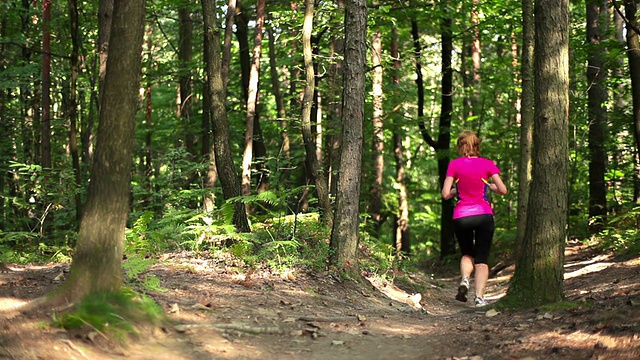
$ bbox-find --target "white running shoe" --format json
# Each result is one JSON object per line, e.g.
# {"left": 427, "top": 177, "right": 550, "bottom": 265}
{"left": 456, "top": 278, "right": 470, "bottom": 302}
{"left": 474, "top": 297, "right": 488, "bottom": 307}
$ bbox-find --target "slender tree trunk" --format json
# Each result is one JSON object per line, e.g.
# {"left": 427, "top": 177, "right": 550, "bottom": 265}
{"left": 0, "top": 18, "right": 6, "bottom": 230}
{"left": 202, "top": 0, "right": 251, "bottom": 233}
{"left": 469, "top": 0, "right": 481, "bottom": 130}
{"left": 203, "top": 81, "right": 217, "bottom": 212}
{"left": 329, "top": 0, "right": 367, "bottom": 274}
{"left": 241, "top": 0, "right": 266, "bottom": 198}
{"left": 624, "top": 0, "right": 640, "bottom": 203}
{"left": 326, "top": 0, "right": 345, "bottom": 198}
{"left": 368, "top": 30, "right": 384, "bottom": 237}
{"left": 203, "top": 0, "right": 237, "bottom": 211}
{"left": 301, "top": 0, "right": 332, "bottom": 225}
{"left": 43, "top": 0, "right": 147, "bottom": 305}
{"left": 235, "top": 2, "right": 251, "bottom": 103}
{"left": 222, "top": 0, "right": 237, "bottom": 87}
{"left": 68, "top": 0, "right": 83, "bottom": 223}
{"left": 586, "top": 0, "right": 608, "bottom": 232}
{"left": 41, "top": 0, "right": 52, "bottom": 170}
{"left": 391, "top": 28, "right": 410, "bottom": 253}
{"left": 178, "top": 6, "right": 196, "bottom": 157}
{"left": 507, "top": 0, "right": 570, "bottom": 308}
{"left": 268, "top": 27, "right": 291, "bottom": 186}
{"left": 412, "top": 16, "right": 455, "bottom": 259}
{"left": 516, "top": 0, "right": 535, "bottom": 259}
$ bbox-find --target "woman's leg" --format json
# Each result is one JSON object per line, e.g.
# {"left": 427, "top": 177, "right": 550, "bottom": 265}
{"left": 473, "top": 263, "right": 489, "bottom": 298}
{"left": 473, "top": 215, "right": 495, "bottom": 300}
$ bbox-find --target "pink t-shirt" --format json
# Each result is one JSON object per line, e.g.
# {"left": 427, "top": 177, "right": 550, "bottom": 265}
{"left": 446, "top": 157, "right": 500, "bottom": 219}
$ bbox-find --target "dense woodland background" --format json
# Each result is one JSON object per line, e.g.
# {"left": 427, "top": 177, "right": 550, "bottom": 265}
{"left": 0, "top": 0, "right": 639, "bottom": 307}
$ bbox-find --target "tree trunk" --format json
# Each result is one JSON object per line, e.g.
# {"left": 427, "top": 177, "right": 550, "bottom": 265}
{"left": 235, "top": 2, "right": 251, "bottom": 103}
{"left": 326, "top": 0, "right": 345, "bottom": 198}
{"left": 41, "top": 0, "right": 52, "bottom": 170}
{"left": 301, "top": 0, "right": 332, "bottom": 226}
{"left": 586, "top": 0, "right": 608, "bottom": 232}
{"left": 267, "top": 26, "right": 291, "bottom": 187}
{"left": 68, "top": 0, "right": 83, "bottom": 224}
{"left": 391, "top": 28, "right": 410, "bottom": 254}
{"left": 516, "top": 0, "right": 535, "bottom": 259}
{"left": 178, "top": 6, "right": 196, "bottom": 157}
{"left": 624, "top": 0, "right": 640, "bottom": 203}
{"left": 507, "top": 0, "right": 570, "bottom": 308}
{"left": 368, "top": 30, "right": 384, "bottom": 237}
{"left": 202, "top": 0, "right": 251, "bottom": 233}
{"left": 411, "top": 16, "right": 455, "bottom": 259}
{"left": 438, "top": 10, "right": 455, "bottom": 259}
{"left": 45, "top": 0, "right": 146, "bottom": 305}
{"left": 329, "top": 0, "right": 367, "bottom": 274}
{"left": 241, "top": 0, "right": 266, "bottom": 198}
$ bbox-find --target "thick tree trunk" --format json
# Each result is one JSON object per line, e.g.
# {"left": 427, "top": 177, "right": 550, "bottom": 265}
{"left": 202, "top": 0, "right": 251, "bottom": 233}
{"left": 329, "top": 0, "right": 367, "bottom": 274}
{"left": 44, "top": 0, "right": 147, "bottom": 305}
{"left": 507, "top": 0, "right": 570, "bottom": 308}
{"left": 586, "top": 0, "right": 608, "bottom": 232}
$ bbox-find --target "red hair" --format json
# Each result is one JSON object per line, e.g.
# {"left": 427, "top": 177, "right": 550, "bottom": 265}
{"left": 457, "top": 130, "right": 481, "bottom": 157}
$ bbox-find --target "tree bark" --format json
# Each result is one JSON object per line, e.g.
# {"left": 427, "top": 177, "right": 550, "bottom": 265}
{"left": 178, "top": 6, "right": 196, "bottom": 157}
{"left": 241, "top": 0, "right": 266, "bottom": 198}
{"left": 202, "top": 0, "right": 251, "bottom": 233}
{"left": 438, "top": 10, "right": 455, "bottom": 259}
{"left": 368, "top": 30, "right": 384, "bottom": 237}
{"left": 41, "top": 0, "right": 51, "bottom": 170}
{"left": 329, "top": 0, "right": 367, "bottom": 274}
{"left": 45, "top": 0, "right": 147, "bottom": 305}
{"left": 68, "top": 0, "right": 83, "bottom": 224}
{"left": 624, "top": 0, "right": 640, "bottom": 203}
{"left": 301, "top": 0, "right": 332, "bottom": 225}
{"left": 516, "top": 0, "right": 535, "bottom": 259}
{"left": 411, "top": 16, "right": 455, "bottom": 259}
{"left": 586, "top": 0, "right": 608, "bottom": 232}
{"left": 392, "top": 28, "right": 410, "bottom": 253}
{"left": 507, "top": 0, "right": 570, "bottom": 308}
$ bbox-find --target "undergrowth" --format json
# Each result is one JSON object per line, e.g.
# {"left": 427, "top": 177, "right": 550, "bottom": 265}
{"left": 51, "top": 287, "right": 164, "bottom": 345}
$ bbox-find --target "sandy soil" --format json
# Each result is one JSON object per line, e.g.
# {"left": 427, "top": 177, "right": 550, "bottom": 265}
{"left": 1, "top": 241, "right": 639, "bottom": 360}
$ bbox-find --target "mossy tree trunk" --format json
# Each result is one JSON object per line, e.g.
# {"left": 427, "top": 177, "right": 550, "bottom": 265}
{"left": 47, "top": 0, "right": 146, "bottom": 305}
{"left": 505, "top": 0, "right": 569, "bottom": 308}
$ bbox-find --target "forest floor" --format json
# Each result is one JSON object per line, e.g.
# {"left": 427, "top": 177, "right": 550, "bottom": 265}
{"left": 0, "top": 240, "right": 639, "bottom": 360}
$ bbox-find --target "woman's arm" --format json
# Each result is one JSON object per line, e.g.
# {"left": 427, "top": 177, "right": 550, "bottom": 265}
{"left": 442, "top": 176, "right": 457, "bottom": 200}
{"left": 490, "top": 173, "right": 508, "bottom": 195}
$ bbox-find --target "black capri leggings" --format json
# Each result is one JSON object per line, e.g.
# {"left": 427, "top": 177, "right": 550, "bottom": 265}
{"left": 453, "top": 214, "right": 495, "bottom": 265}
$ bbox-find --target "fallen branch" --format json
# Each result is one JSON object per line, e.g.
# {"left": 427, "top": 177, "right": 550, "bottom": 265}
{"left": 298, "top": 315, "right": 360, "bottom": 322}
{"left": 174, "top": 323, "right": 283, "bottom": 335}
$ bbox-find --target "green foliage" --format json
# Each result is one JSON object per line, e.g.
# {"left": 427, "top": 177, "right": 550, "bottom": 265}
{"left": 239, "top": 212, "right": 331, "bottom": 272}
{"left": 597, "top": 205, "right": 640, "bottom": 256}
{"left": 51, "top": 288, "right": 164, "bottom": 344}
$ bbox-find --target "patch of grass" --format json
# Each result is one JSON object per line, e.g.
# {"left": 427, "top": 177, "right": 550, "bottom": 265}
{"left": 51, "top": 287, "right": 164, "bottom": 345}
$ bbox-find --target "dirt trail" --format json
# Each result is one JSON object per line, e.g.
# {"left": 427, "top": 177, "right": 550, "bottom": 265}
{"left": 1, "top": 242, "right": 639, "bottom": 360}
